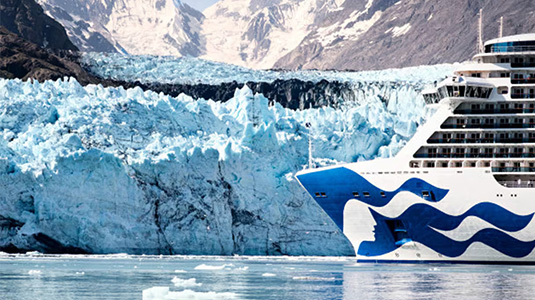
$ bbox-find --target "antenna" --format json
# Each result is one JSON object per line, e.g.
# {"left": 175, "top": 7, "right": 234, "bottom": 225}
{"left": 477, "top": 9, "right": 484, "bottom": 54}
{"left": 499, "top": 16, "right": 503, "bottom": 38}
{"left": 306, "top": 122, "right": 313, "bottom": 169}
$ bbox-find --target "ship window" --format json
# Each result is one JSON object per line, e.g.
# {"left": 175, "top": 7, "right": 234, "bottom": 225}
{"left": 447, "top": 86, "right": 454, "bottom": 97}
{"left": 363, "top": 192, "right": 370, "bottom": 198}
{"left": 315, "top": 193, "right": 321, "bottom": 197}
{"left": 500, "top": 58, "right": 510, "bottom": 63}
{"left": 320, "top": 192, "right": 327, "bottom": 197}
{"left": 498, "top": 86, "right": 508, "bottom": 94}
{"left": 380, "top": 192, "right": 386, "bottom": 198}
{"left": 422, "top": 191, "right": 430, "bottom": 197}
{"left": 352, "top": 192, "right": 360, "bottom": 198}
{"left": 458, "top": 86, "right": 465, "bottom": 97}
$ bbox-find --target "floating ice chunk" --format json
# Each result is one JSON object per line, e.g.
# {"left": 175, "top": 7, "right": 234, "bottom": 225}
{"left": 28, "top": 270, "right": 42, "bottom": 276}
{"left": 142, "top": 287, "right": 238, "bottom": 300}
{"left": 261, "top": 273, "right": 276, "bottom": 277}
{"left": 174, "top": 270, "right": 187, "bottom": 273}
{"left": 171, "top": 277, "right": 202, "bottom": 288}
{"left": 292, "top": 276, "right": 336, "bottom": 281}
{"left": 194, "top": 264, "right": 234, "bottom": 270}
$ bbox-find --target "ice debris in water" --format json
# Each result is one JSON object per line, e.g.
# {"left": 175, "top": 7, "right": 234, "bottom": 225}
{"left": 28, "top": 270, "right": 42, "bottom": 276}
{"left": 82, "top": 52, "right": 454, "bottom": 85}
{"left": 261, "top": 273, "right": 276, "bottom": 277}
{"left": 142, "top": 287, "right": 238, "bottom": 300}
{"left": 171, "top": 277, "right": 202, "bottom": 288}
{"left": 0, "top": 71, "right": 441, "bottom": 255}
{"left": 194, "top": 264, "right": 233, "bottom": 271}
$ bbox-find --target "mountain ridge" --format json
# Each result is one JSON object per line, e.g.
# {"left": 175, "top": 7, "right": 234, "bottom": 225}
{"left": 33, "top": 0, "right": 535, "bottom": 70}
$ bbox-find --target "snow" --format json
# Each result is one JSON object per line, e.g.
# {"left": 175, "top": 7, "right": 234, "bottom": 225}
{"left": 82, "top": 52, "right": 453, "bottom": 85}
{"left": 0, "top": 60, "right": 449, "bottom": 255}
{"left": 38, "top": 0, "right": 202, "bottom": 56}
{"left": 390, "top": 23, "right": 412, "bottom": 38}
{"left": 201, "top": 0, "right": 343, "bottom": 69}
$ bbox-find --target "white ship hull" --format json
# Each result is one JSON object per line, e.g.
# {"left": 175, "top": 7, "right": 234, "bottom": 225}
{"left": 298, "top": 163, "right": 535, "bottom": 264}
{"left": 297, "top": 32, "right": 535, "bottom": 263}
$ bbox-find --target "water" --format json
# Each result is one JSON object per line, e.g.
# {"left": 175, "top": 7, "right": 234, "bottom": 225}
{"left": 1, "top": 254, "right": 534, "bottom": 300}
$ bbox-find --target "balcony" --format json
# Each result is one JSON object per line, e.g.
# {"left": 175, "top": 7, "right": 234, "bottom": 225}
{"left": 414, "top": 153, "right": 535, "bottom": 159}
{"left": 487, "top": 45, "right": 535, "bottom": 53}
{"left": 511, "top": 62, "right": 535, "bottom": 68}
{"left": 492, "top": 167, "right": 535, "bottom": 173}
{"left": 441, "top": 122, "right": 533, "bottom": 129}
{"left": 511, "top": 78, "right": 535, "bottom": 84}
{"left": 453, "top": 108, "right": 534, "bottom": 114}
{"left": 511, "top": 93, "right": 535, "bottom": 99}
{"left": 427, "top": 138, "right": 535, "bottom": 144}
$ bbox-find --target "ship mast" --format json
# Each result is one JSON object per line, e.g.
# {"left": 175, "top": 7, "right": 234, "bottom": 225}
{"left": 499, "top": 16, "right": 503, "bottom": 38}
{"left": 477, "top": 9, "right": 484, "bottom": 54}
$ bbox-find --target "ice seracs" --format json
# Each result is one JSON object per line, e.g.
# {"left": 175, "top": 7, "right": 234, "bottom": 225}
{"left": 0, "top": 60, "right": 449, "bottom": 255}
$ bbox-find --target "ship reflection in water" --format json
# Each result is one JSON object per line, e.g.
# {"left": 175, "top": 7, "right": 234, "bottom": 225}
{"left": 1, "top": 254, "right": 535, "bottom": 299}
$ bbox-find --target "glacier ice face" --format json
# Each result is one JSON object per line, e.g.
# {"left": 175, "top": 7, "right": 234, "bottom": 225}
{"left": 0, "top": 60, "right": 445, "bottom": 255}
{"left": 82, "top": 52, "right": 454, "bottom": 85}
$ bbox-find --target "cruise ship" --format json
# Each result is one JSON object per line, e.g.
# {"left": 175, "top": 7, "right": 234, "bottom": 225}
{"left": 296, "top": 32, "right": 535, "bottom": 263}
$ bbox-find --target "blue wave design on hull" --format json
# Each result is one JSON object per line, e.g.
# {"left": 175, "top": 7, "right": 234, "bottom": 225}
{"left": 296, "top": 167, "right": 449, "bottom": 230}
{"left": 358, "top": 203, "right": 535, "bottom": 258}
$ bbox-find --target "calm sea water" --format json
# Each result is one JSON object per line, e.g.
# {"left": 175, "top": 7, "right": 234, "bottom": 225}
{"left": 1, "top": 254, "right": 534, "bottom": 300}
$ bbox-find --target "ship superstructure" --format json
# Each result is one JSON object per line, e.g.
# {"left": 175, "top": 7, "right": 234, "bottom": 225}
{"left": 296, "top": 33, "right": 535, "bottom": 263}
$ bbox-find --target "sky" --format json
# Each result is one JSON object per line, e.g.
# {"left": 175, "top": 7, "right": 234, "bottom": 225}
{"left": 182, "top": 0, "right": 220, "bottom": 12}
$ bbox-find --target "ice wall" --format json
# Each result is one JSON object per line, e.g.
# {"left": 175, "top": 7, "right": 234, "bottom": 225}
{"left": 82, "top": 52, "right": 454, "bottom": 85}
{"left": 0, "top": 66, "right": 437, "bottom": 255}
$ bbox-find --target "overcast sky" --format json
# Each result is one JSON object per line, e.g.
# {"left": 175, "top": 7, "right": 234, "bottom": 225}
{"left": 182, "top": 0, "right": 219, "bottom": 12}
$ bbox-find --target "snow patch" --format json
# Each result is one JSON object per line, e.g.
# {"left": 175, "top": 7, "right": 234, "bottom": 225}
{"left": 391, "top": 23, "right": 412, "bottom": 37}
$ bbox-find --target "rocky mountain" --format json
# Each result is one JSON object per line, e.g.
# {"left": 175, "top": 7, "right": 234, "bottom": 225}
{"left": 37, "top": 0, "right": 204, "bottom": 55}
{"left": 274, "top": 0, "right": 535, "bottom": 70}
{"left": 0, "top": 27, "right": 98, "bottom": 83}
{"left": 201, "top": 0, "right": 345, "bottom": 69}
{"left": 0, "top": 0, "right": 77, "bottom": 51}
{"left": 32, "top": 0, "right": 535, "bottom": 70}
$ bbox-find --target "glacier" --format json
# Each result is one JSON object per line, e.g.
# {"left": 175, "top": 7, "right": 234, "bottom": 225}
{"left": 82, "top": 52, "right": 454, "bottom": 85}
{"left": 0, "top": 60, "right": 450, "bottom": 255}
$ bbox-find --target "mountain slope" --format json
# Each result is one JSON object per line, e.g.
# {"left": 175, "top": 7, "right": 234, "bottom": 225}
{"left": 37, "top": 0, "right": 204, "bottom": 56}
{"left": 201, "top": 0, "right": 345, "bottom": 69}
{"left": 275, "top": 0, "right": 535, "bottom": 70}
{"left": 0, "top": 0, "right": 77, "bottom": 51}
